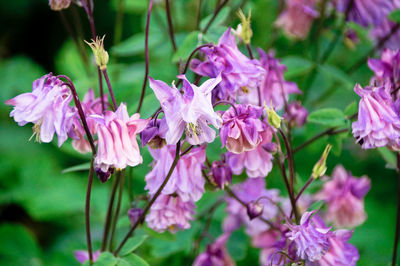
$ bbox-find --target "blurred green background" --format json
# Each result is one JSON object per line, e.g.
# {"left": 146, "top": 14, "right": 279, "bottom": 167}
{"left": 0, "top": 0, "right": 397, "bottom": 265}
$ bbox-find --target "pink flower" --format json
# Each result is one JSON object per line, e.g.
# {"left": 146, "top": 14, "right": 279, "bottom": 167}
{"left": 145, "top": 194, "right": 195, "bottom": 233}
{"left": 315, "top": 165, "right": 371, "bottom": 228}
{"left": 193, "top": 234, "right": 235, "bottom": 266}
{"left": 6, "top": 73, "right": 75, "bottom": 147}
{"left": 149, "top": 75, "right": 222, "bottom": 145}
{"left": 49, "top": 0, "right": 71, "bottom": 10}
{"left": 74, "top": 250, "right": 101, "bottom": 263}
{"left": 90, "top": 103, "right": 148, "bottom": 181}
{"left": 284, "top": 101, "right": 308, "bottom": 127}
{"left": 220, "top": 104, "right": 264, "bottom": 154}
{"left": 368, "top": 49, "right": 400, "bottom": 87}
{"left": 145, "top": 145, "right": 206, "bottom": 202}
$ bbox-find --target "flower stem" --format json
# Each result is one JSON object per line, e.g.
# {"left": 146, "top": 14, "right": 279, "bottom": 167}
{"left": 293, "top": 128, "right": 348, "bottom": 154}
{"left": 165, "top": 0, "right": 177, "bottom": 51}
{"left": 85, "top": 157, "right": 95, "bottom": 263}
{"left": 109, "top": 169, "right": 126, "bottom": 251}
{"left": 289, "top": 175, "right": 313, "bottom": 219}
{"left": 202, "top": 0, "right": 229, "bottom": 34}
{"left": 392, "top": 152, "right": 400, "bottom": 266}
{"left": 278, "top": 129, "right": 295, "bottom": 196}
{"left": 114, "top": 141, "right": 181, "bottom": 255}
{"left": 102, "top": 69, "right": 117, "bottom": 111}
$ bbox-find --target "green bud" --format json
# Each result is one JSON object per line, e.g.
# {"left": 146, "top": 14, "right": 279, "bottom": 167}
{"left": 264, "top": 103, "right": 281, "bottom": 129}
{"left": 85, "top": 35, "right": 109, "bottom": 70}
{"left": 312, "top": 144, "right": 332, "bottom": 179}
{"left": 236, "top": 9, "right": 252, "bottom": 44}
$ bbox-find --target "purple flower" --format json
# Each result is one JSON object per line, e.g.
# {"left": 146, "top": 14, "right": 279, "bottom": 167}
{"left": 226, "top": 126, "right": 274, "bottom": 178}
{"left": 49, "top": 0, "right": 71, "bottom": 10}
{"left": 370, "top": 20, "right": 400, "bottom": 51}
{"left": 74, "top": 250, "right": 101, "bottom": 263}
{"left": 368, "top": 49, "right": 400, "bottom": 87}
{"left": 220, "top": 104, "right": 264, "bottom": 154}
{"left": 238, "top": 50, "right": 301, "bottom": 111}
{"left": 6, "top": 73, "right": 75, "bottom": 147}
{"left": 315, "top": 165, "right": 371, "bottom": 228}
{"left": 149, "top": 75, "right": 222, "bottom": 145}
{"left": 352, "top": 82, "right": 400, "bottom": 149}
{"left": 145, "top": 145, "right": 206, "bottom": 202}
{"left": 128, "top": 208, "right": 144, "bottom": 225}
{"left": 140, "top": 118, "right": 168, "bottom": 149}
{"left": 284, "top": 101, "right": 308, "bottom": 127}
{"left": 246, "top": 200, "right": 264, "bottom": 220}
{"left": 209, "top": 159, "right": 232, "bottom": 189}
{"left": 286, "top": 211, "right": 331, "bottom": 262}
{"left": 191, "top": 28, "right": 265, "bottom": 101}
{"left": 90, "top": 103, "right": 149, "bottom": 179}
{"left": 145, "top": 194, "right": 195, "bottom": 233}
{"left": 275, "top": 0, "right": 319, "bottom": 39}
{"left": 193, "top": 234, "right": 235, "bottom": 266}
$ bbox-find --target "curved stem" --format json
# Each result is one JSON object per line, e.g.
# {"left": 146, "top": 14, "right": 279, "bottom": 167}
{"left": 136, "top": 0, "right": 154, "bottom": 113}
{"left": 278, "top": 129, "right": 295, "bottom": 196}
{"left": 293, "top": 128, "right": 348, "bottom": 153}
{"left": 165, "top": 0, "right": 177, "bottom": 51}
{"left": 85, "top": 158, "right": 95, "bottom": 263}
{"left": 213, "top": 100, "right": 238, "bottom": 115}
{"left": 202, "top": 0, "right": 230, "bottom": 34}
{"left": 102, "top": 69, "right": 117, "bottom": 111}
{"left": 290, "top": 176, "right": 313, "bottom": 219}
{"left": 392, "top": 152, "right": 400, "bottom": 266}
{"left": 114, "top": 141, "right": 181, "bottom": 255}
{"left": 109, "top": 170, "right": 126, "bottom": 251}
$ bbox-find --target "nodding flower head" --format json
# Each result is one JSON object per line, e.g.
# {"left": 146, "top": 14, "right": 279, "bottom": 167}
{"left": 246, "top": 200, "right": 264, "bottom": 220}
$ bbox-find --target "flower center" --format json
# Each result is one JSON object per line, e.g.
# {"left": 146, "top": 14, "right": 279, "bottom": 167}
{"left": 29, "top": 120, "right": 42, "bottom": 143}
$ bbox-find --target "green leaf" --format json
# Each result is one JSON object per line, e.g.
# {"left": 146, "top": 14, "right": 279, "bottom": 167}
{"left": 120, "top": 235, "right": 149, "bottom": 256}
{"left": 318, "top": 64, "right": 354, "bottom": 89}
{"left": 377, "top": 147, "right": 397, "bottom": 169}
{"left": 94, "top": 252, "right": 118, "bottom": 266}
{"left": 111, "top": 31, "right": 163, "bottom": 57}
{"left": 172, "top": 31, "right": 200, "bottom": 63}
{"left": 344, "top": 101, "right": 357, "bottom": 117}
{"left": 119, "top": 254, "right": 149, "bottom": 266}
{"left": 226, "top": 229, "right": 247, "bottom": 260}
{"left": 308, "top": 108, "right": 346, "bottom": 127}
{"left": 388, "top": 9, "right": 400, "bottom": 23}
{"left": 281, "top": 56, "right": 313, "bottom": 79}
{"left": 200, "top": 7, "right": 230, "bottom": 32}
{"left": 307, "top": 200, "right": 325, "bottom": 212}
{"left": 110, "top": 0, "right": 147, "bottom": 14}
{"left": 61, "top": 162, "right": 91, "bottom": 174}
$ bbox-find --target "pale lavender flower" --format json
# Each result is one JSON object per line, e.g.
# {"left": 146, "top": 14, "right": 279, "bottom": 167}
{"left": 209, "top": 158, "right": 232, "bottom": 189}
{"left": 286, "top": 211, "right": 331, "bottom": 262}
{"left": 145, "top": 145, "right": 206, "bottom": 202}
{"left": 90, "top": 103, "right": 149, "bottom": 181}
{"left": 315, "top": 165, "right": 370, "bottom": 228}
{"left": 6, "top": 73, "right": 75, "bottom": 147}
{"left": 284, "top": 101, "right": 308, "bottom": 127}
{"left": 140, "top": 118, "right": 168, "bottom": 149}
{"left": 49, "top": 0, "right": 71, "bottom": 10}
{"left": 149, "top": 75, "right": 222, "bottom": 145}
{"left": 352, "top": 82, "right": 400, "bottom": 149}
{"left": 275, "top": 0, "right": 319, "bottom": 40}
{"left": 368, "top": 49, "right": 400, "bottom": 86}
{"left": 193, "top": 234, "right": 235, "bottom": 266}
{"left": 74, "top": 250, "right": 101, "bottom": 263}
{"left": 220, "top": 104, "right": 264, "bottom": 154}
{"left": 191, "top": 28, "right": 265, "bottom": 101}
{"left": 145, "top": 194, "right": 195, "bottom": 233}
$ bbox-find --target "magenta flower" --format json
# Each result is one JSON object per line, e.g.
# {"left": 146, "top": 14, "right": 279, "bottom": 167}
{"left": 90, "top": 103, "right": 149, "bottom": 181}
{"left": 352, "top": 82, "right": 400, "bottom": 149}
{"left": 275, "top": 0, "right": 319, "bottom": 40}
{"left": 315, "top": 165, "right": 370, "bottom": 228}
{"left": 145, "top": 194, "right": 195, "bottom": 233}
{"left": 226, "top": 126, "right": 274, "bottom": 178}
{"left": 193, "top": 234, "right": 235, "bottom": 266}
{"left": 220, "top": 104, "right": 264, "bottom": 154}
{"left": 284, "top": 101, "right": 308, "bottom": 127}
{"left": 74, "top": 250, "right": 101, "bottom": 263}
{"left": 209, "top": 158, "right": 232, "bottom": 189}
{"left": 368, "top": 49, "right": 400, "bottom": 86}
{"left": 140, "top": 118, "right": 168, "bottom": 149}
{"left": 191, "top": 28, "right": 265, "bottom": 101}
{"left": 286, "top": 211, "right": 331, "bottom": 262}
{"left": 149, "top": 75, "right": 222, "bottom": 145}
{"left": 6, "top": 73, "right": 75, "bottom": 147}
{"left": 370, "top": 20, "right": 400, "bottom": 51}
{"left": 145, "top": 145, "right": 206, "bottom": 202}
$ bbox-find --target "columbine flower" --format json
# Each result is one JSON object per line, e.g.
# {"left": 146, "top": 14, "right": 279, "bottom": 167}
{"left": 149, "top": 75, "right": 222, "bottom": 145}
{"left": 352, "top": 82, "right": 400, "bottom": 150}
{"left": 209, "top": 158, "right": 232, "bottom": 189}
{"left": 246, "top": 200, "right": 264, "bottom": 220}
{"left": 284, "top": 101, "right": 308, "bottom": 127}
{"left": 220, "top": 104, "right": 264, "bottom": 154}
{"left": 145, "top": 194, "right": 195, "bottom": 233}
{"left": 140, "top": 118, "right": 168, "bottom": 149}
{"left": 90, "top": 103, "right": 148, "bottom": 181}
{"left": 193, "top": 234, "right": 235, "bottom": 266}
{"left": 370, "top": 20, "right": 400, "bottom": 51}
{"left": 286, "top": 211, "right": 331, "bottom": 262}
{"left": 368, "top": 49, "right": 400, "bottom": 87}
{"left": 85, "top": 35, "right": 109, "bottom": 70}
{"left": 191, "top": 28, "right": 265, "bottom": 101}
{"left": 74, "top": 250, "right": 101, "bottom": 263}
{"left": 145, "top": 145, "right": 206, "bottom": 202}
{"left": 315, "top": 165, "right": 371, "bottom": 228}
{"left": 5, "top": 73, "right": 75, "bottom": 147}
{"left": 49, "top": 0, "right": 71, "bottom": 10}
{"left": 128, "top": 208, "right": 144, "bottom": 225}
{"left": 275, "top": 0, "right": 319, "bottom": 39}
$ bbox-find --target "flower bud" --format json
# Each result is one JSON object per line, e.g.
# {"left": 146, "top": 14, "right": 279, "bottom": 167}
{"left": 49, "top": 0, "right": 71, "bottom": 11}
{"left": 85, "top": 35, "right": 109, "bottom": 70}
{"left": 95, "top": 167, "right": 114, "bottom": 183}
{"left": 284, "top": 101, "right": 308, "bottom": 127}
{"left": 128, "top": 208, "right": 144, "bottom": 225}
{"left": 246, "top": 200, "right": 264, "bottom": 220}
{"left": 312, "top": 144, "right": 332, "bottom": 179}
{"left": 235, "top": 9, "right": 252, "bottom": 44}
{"left": 262, "top": 142, "right": 278, "bottom": 154}
{"left": 209, "top": 160, "right": 232, "bottom": 189}
{"left": 264, "top": 103, "right": 281, "bottom": 129}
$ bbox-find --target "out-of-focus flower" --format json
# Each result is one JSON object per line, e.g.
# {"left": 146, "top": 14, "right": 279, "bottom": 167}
{"left": 220, "top": 104, "right": 264, "bottom": 154}
{"left": 209, "top": 158, "right": 232, "bottom": 189}
{"left": 265, "top": 104, "right": 282, "bottom": 129}
{"left": 49, "top": 0, "right": 71, "bottom": 10}
{"left": 226, "top": 126, "right": 274, "bottom": 178}
{"left": 275, "top": 0, "right": 319, "bottom": 39}
{"left": 352, "top": 82, "right": 400, "bottom": 149}
{"left": 145, "top": 145, "right": 206, "bottom": 202}
{"left": 234, "top": 9, "right": 252, "bottom": 44}
{"left": 246, "top": 200, "right": 264, "bottom": 220}
{"left": 74, "top": 250, "right": 101, "bottom": 263}
{"left": 140, "top": 118, "right": 168, "bottom": 149}
{"left": 191, "top": 28, "right": 265, "bottom": 101}
{"left": 368, "top": 49, "right": 400, "bottom": 87}
{"left": 6, "top": 73, "right": 75, "bottom": 147}
{"left": 149, "top": 75, "right": 222, "bottom": 145}
{"left": 284, "top": 101, "right": 308, "bottom": 127}
{"left": 193, "top": 234, "right": 236, "bottom": 266}
{"left": 85, "top": 36, "right": 109, "bottom": 70}
{"left": 128, "top": 208, "right": 144, "bottom": 225}
{"left": 90, "top": 103, "right": 148, "bottom": 181}
{"left": 145, "top": 194, "right": 195, "bottom": 233}
{"left": 315, "top": 165, "right": 370, "bottom": 228}
{"left": 286, "top": 211, "right": 331, "bottom": 262}
{"left": 370, "top": 20, "right": 400, "bottom": 51}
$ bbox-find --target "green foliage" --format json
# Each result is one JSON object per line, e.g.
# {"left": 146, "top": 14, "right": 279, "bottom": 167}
{"left": 307, "top": 108, "right": 346, "bottom": 127}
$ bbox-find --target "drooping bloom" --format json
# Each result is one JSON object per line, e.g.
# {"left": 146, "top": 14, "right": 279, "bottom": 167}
{"left": 49, "top": 0, "right": 71, "bottom": 10}
{"left": 226, "top": 125, "right": 274, "bottom": 178}
{"left": 140, "top": 118, "right": 168, "bottom": 149}
{"left": 149, "top": 75, "right": 222, "bottom": 145}
{"left": 6, "top": 73, "right": 75, "bottom": 147}
{"left": 275, "top": 0, "right": 319, "bottom": 40}
{"left": 145, "top": 145, "right": 206, "bottom": 202}
{"left": 352, "top": 82, "right": 400, "bottom": 149}
{"left": 90, "top": 103, "right": 148, "bottom": 181}
{"left": 209, "top": 158, "right": 232, "bottom": 189}
{"left": 315, "top": 165, "right": 371, "bottom": 228}
{"left": 128, "top": 208, "right": 144, "bottom": 225}
{"left": 145, "top": 194, "right": 195, "bottom": 233}
{"left": 220, "top": 104, "right": 264, "bottom": 154}
{"left": 368, "top": 49, "right": 400, "bottom": 86}
{"left": 286, "top": 211, "right": 331, "bottom": 262}
{"left": 193, "top": 234, "right": 235, "bottom": 266}
{"left": 74, "top": 250, "right": 101, "bottom": 263}
{"left": 284, "top": 101, "right": 308, "bottom": 127}
{"left": 191, "top": 28, "right": 265, "bottom": 101}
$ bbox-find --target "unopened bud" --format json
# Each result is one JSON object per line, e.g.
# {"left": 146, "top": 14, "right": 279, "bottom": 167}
{"left": 312, "top": 144, "right": 332, "bottom": 179}
{"left": 264, "top": 103, "right": 281, "bottom": 129}
{"left": 263, "top": 142, "right": 278, "bottom": 154}
{"left": 209, "top": 160, "right": 232, "bottom": 189}
{"left": 246, "top": 200, "right": 264, "bottom": 220}
{"left": 95, "top": 167, "right": 114, "bottom": 183}
{"left": 49, "top": 0, "right": 71, "bottom": 11}
{"left": 235, "top": 9, "right": 252, "bottom": 44}
{"left": 128, "top": 208, "right": 144, "bottom": 225}
{"left": 85, "top": 35, "right": 109, "bottom": 70}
